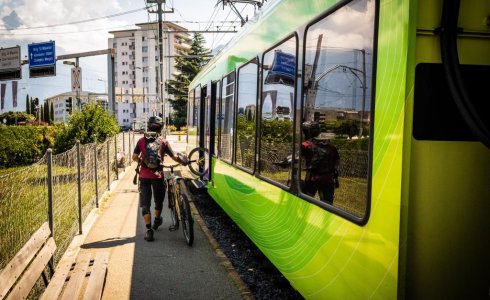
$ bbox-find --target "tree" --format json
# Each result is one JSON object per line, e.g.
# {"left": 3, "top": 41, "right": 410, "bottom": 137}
{"left": 54, "top": 102, "right": 119, "bottom": 153}
{"left": 166, "top": 32, "right": 210, "bottom": 130}
{"left": 30, "top": 97, "right": 35, "bottom": 116}
{"left": 43, "top": 103, "right": 50, "bottom": 123}
{"left": 25, "top": 94, "right": 30, "bottom": 114}
{"left": 0, "top": 111, "right": 35, "bottom": 125}
{"left": 50, "top": 102, "right": 54, "bottom": 124}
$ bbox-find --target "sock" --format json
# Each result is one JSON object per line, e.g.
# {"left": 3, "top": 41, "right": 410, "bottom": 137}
{"left": 146, "top": 224, "right": 151, "bottom": 230}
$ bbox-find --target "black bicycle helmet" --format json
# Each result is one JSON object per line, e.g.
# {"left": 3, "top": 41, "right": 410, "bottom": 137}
{"left": 147, "top": 116, "right": 163, "bottom": 132}
{"left": 302, "top": 121, "right": 320, "bottom": 140}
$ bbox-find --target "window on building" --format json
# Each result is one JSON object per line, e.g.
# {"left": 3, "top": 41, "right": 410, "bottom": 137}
{"left": 142, "top": 46, "right": 148, "bottom": 52}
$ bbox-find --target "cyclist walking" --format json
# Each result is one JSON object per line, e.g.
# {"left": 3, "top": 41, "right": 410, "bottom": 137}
{"left": 132, "top": 116, "right": 188, "bottom": 242}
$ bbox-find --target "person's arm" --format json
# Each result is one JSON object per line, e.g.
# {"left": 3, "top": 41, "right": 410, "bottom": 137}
{"left": 164, "top": 142, "right": 188, "bottom": 165}
{"left": 133, "top": 139, "right": 142, "bottom": 163}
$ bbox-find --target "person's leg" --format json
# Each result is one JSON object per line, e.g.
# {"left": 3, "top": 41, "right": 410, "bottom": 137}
{"left": 151, "top": 178, "right": 165, "bottom": 230}
{"left": 139, "top": 178, "right": 154, "bottom": 241}
{"left": 319, "top": 182, "right": 335, "bottom": 205}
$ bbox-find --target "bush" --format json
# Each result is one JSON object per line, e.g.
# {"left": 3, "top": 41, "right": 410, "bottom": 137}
{"left": 54, "top": 103, "right": 119, "bottom": 153}
{"left": 0, "top": 126, "right": 59, "bottom": 168}
{"left": 0, "top": 112, "right": 35, "bottom": 125}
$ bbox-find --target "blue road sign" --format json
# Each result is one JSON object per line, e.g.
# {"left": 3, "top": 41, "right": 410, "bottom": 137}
{"left": 28, "top": 41, "right": 56, "bottom": 68}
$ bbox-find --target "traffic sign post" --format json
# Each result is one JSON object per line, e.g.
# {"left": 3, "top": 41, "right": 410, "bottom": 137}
{"left": 28, "top": 41, "right": 56, "bottom": 78}
{"left": 0, "top": 46, "right": 22, "bottom": 81}
{"left": 71, "top": 67, "right": 82, "bottom": 92}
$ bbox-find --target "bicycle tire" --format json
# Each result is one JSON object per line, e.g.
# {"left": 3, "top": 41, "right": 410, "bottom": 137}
{"left": 178, "top": 180, "right": 194, "bottom": 246}
{"left": 167, "top": 181, "right": 179, "bottom": 228}
{"left": 187, "top": 147, "right": 209, "bottom": 177}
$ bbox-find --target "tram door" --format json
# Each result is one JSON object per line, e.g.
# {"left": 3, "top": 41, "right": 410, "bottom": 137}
{"left": 201, "top": 82, "right": 216, "bottom": 180}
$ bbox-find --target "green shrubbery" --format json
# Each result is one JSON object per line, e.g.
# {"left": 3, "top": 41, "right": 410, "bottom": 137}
{"left": 54, "top": 103, "right": 119, "bottom": 153}
{"left": 0, "top": 126, "right": 59, "bottom": 168}
{"left": 0, "top": 103, "right": 119, "bottom": 168}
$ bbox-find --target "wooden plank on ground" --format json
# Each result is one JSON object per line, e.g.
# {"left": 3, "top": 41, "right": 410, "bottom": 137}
{"left": 0, "top": 222, "right": 51, "bottom": 299}
{"left": 59, "top": 253, "right": 91, "bottom": 300}
{"left": 39, "top": 257, "right": 76, "bottom": 300}
{"left": 6, "top": 237, "right": 56, "bottom": 300}
{"left": 83, "top": 252, "right": 109, "bottom": 300}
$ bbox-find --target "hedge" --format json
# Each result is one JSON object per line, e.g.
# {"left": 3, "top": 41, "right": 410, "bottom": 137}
{"left": 0, "top": 126, "right": 59, "bottom": 168}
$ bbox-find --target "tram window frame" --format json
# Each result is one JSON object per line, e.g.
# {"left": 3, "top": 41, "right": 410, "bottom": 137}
{"left": 187, "top": 88, "right": 194, "bottom": 145}
{"left": 219, "top": 70, "right": 236, "bottom": 164}
{"left": 214, "top": 80, "right": 222, "bottom": 157}
{"left": 257, "top": 33, "right": 299, "bottom": 190}
{"left": 234, "top": 57, "right": 259, "bottom": 174}
{"left": 299, "top": 0, "right": 376, "bottom": 225}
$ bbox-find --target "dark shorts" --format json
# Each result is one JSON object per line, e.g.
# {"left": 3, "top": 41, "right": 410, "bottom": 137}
{"left": 139, "top": 178, "right": 166, "bottom": 212}
{"left": 302, "top": 179, "right": 335, "bottom": 205}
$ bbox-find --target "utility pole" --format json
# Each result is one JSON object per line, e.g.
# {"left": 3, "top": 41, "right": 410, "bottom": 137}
{"left": 147, "top": 0, "right": 173, "bottom": 125}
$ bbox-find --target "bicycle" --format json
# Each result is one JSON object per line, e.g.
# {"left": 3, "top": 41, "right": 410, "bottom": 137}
{"left": 163, "top": 147, "right": 209, "bottom": 246}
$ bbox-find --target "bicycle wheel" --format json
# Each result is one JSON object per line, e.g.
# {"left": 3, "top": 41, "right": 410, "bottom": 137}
{"left": 178, "top": 180, "right": 194, "bottom": 246}
{"left": 167, "top": 182, "right": 179, "bottom": 229}
{"left": 187, "top": 147, "right": 209, "bottom": 177}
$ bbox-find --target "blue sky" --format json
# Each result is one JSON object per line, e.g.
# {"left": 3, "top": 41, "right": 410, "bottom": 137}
{"left": 0, "top": 0, "right": 257, "bottom": 112}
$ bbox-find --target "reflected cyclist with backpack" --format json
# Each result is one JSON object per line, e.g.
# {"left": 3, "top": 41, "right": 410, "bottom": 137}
{"left": 301, "top": 121, "right": 340, "bottom": 205}
{"left": 132, "top": 116, "right": 188, "bottom": 242}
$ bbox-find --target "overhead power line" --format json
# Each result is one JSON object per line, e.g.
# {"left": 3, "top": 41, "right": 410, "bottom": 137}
{"left": 0, "top": 6, "right": 153, "bottom": 31}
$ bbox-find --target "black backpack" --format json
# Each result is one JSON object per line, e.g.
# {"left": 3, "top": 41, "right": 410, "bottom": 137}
{"left": 308, "top": 141, "right": 336, "bottom": 175}
{"left": 142, "top": 137, "right": 163, "bottom": 169}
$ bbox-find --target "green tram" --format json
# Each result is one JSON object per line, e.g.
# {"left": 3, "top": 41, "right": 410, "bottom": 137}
{"left": 186, "top": 0, "right": 489, "bottom": 298}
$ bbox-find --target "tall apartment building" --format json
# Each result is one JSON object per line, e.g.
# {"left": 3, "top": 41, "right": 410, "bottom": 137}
{"left": 109, "top": 22, "right": 192, "bottom": 129}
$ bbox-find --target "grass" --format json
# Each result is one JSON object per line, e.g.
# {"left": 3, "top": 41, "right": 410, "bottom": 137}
{"left": 0, "top": 162, "right": 109, "bottom": 270}
{"left": 257, "top": 168, "right": 367, "bottom": 217}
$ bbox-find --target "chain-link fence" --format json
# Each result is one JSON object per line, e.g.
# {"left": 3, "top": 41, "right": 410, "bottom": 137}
{"left": 0, "top": 132, "right": 135, "bottom": 272}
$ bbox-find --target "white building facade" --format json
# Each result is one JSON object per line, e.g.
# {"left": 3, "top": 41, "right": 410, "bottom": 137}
{"left": 45, "top": 91, "right": 108, "bottom": 123}
{"left": 109, "top": 22, "right": 192, "bottom": 129}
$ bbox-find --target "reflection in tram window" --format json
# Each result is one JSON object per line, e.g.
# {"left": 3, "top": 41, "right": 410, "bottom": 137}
{"left": 259, "top": 36, "right": 297, "bottom": 186}
{"left": 301, "top": 0, "right": 374, "bottom": 217}
{"left": 214, "top": 81, "right": 221, "bottom": 157}
{"left": 235, "top": 58, "right": 258, "bottom": 171}
{"left": 187, "top": 89, "right": 197, "bottom": 150}
{"left": 220, "top": 72, "right": 235, "bottom": 162}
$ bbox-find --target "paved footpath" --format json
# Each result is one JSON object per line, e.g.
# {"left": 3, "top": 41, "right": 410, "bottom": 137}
{"left": 67, "top": 135, "right": 250, "bottom": 300}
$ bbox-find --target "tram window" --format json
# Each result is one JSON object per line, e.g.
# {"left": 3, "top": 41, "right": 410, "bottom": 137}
{"left": 259, "top": 35, "right": 297, "bottom": 186}
{"left": 187, "top": 89, "right": 197, "bottom": 150}
{"left": 235, "top": 58, "right": 258, "bottom": 172}
{"left": 215, "top": 81, "right": 221, "bottom": 156}
{"left": 302, "top": 0, "right": 374, "bottom": 219}
{"left": 220, "top": 71, "right": 236, "bottom": 163}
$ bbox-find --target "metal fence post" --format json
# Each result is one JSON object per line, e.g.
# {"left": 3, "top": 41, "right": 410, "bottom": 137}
{"left": 94, "top": 136, "right": 99, "bottom": 208}
{"left": 128, "top": 131, "right": 131, "bottom": 165}
{"left": 47, "top": 149, "right": 54, "bottom": 237}
{"left": 122, "top": 131, "right": 126, "bottom": 162}
{"left": 76, "top": 140, "right": 82, "bottom": 234}
{"left": 107, "top": 139, "right": 110, "bottom": 191}
{"left": 114, "top": 135, "right": 118, "bottom": 180}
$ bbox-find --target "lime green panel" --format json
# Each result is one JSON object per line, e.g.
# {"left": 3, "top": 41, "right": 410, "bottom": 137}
{"left": 403, "top": 0, "right": 490, "bottom": 297}
{"left": 200, "top": 0, "right": 412, "bottom": 298}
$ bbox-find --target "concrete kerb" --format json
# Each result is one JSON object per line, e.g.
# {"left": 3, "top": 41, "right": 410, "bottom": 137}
{"left": 189, "top": 201, "right": 254, "bottom": 300}
{"left": 180, "top": 167, "right": 254, "bottom": 300}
